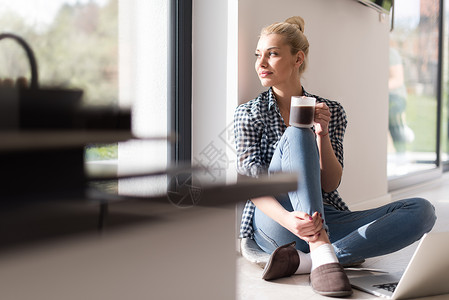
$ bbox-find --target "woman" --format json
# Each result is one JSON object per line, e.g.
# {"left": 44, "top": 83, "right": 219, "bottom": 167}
{"left": 234, "top": 16, "right": 436, "bottom": 297}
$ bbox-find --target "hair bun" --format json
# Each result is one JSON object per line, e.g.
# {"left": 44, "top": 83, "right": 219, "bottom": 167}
{"left": 284, "top": 16, "right": 305, "bottom": 33}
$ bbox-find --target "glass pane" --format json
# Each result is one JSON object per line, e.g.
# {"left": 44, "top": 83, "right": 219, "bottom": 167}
{"left": 388, "top": 0, "right": 440, "bottom": 179}
{"left": 0, "top": 0, "right": 118, "bottom": 107}
{"left": 0, "top": 0, "right": 119, "bottom": 163}
{"left": 442, "top": 0, "right": 449, "bottom": 166}
{"left": 0, "top": 0, "right": 170, "bottom": 196}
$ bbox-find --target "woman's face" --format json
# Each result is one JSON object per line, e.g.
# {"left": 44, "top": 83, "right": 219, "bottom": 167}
{"left": 254, "top": 33, "right": 301, "bottom": 88}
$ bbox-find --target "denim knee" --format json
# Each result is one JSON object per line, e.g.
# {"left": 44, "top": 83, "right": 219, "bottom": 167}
{"left": 405, "top": 197, "right": 436, "bottom": 235}
{"left": 283, "top": 126, "right": 314, "bottom": 140}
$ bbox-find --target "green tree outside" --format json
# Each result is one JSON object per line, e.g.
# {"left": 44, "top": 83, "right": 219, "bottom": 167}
{"left": 0, "top": 0, "right": 119, "bottom": 161}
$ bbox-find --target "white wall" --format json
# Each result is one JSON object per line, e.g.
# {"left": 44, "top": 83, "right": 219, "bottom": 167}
{"left": 193, "top": 0, "right": 391, "bottom": 207}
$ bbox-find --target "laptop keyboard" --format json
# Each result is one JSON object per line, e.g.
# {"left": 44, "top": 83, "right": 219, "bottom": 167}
{"left": 373, "top": 282, "right": 399, "bottom": 293}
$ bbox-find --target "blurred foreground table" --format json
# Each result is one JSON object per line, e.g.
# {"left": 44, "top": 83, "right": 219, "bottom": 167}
{"left": 0, "top": 171, "right": 297, "bottom": 300}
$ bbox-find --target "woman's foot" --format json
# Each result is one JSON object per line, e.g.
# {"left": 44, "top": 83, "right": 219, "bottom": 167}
{"left": 261, "top": 242, "right": 352, "bottom": 296}
{"left": 310, "top": 263, "right": 352, "bottom": 297}
{"left": 309, "top": 242, "right": 353, "bottom": 296}
{"left": 262, "top": 241, "right": 299, "bottom": 280}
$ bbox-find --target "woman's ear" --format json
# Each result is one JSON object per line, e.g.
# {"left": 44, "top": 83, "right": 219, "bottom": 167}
{"left": 296, "top": 51, "right": 305, "bottom": 67}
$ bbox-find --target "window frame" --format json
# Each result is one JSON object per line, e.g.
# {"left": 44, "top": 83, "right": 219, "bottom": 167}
{"left": 168, "top": 0, "right": 192, "bottom": 165}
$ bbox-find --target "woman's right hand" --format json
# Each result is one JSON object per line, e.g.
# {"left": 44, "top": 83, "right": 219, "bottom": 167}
{"left": 282, "top": 211, "right": 323, "bottom": 243}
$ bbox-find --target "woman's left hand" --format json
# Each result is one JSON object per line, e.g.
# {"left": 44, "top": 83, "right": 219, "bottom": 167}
{"left": 314, "top": 102, "right": 331, "bottom": 136}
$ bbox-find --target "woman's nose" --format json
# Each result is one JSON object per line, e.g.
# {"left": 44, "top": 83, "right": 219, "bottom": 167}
{"left": 258, "top": 54, "right": 268, "bottom": 68}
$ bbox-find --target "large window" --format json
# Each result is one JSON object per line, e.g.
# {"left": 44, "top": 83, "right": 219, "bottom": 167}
{"left": 0, "top": 0, "right": 118, "bottom": 106}
{"left": 388, "top": 0, "right": 441, "bottom": 182}
{"left": 442, "top": 0, "right": 449, "bottom": 169}
{"left": 0, "top": 0, "right": 119, "bottom": 163}
{"left": 0, "top": 0, "right": 185, "bottom": 196}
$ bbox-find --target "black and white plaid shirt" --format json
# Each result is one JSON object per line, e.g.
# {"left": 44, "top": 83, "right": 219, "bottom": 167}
{"left": 234, "top": 87, "right": 349, "bottom": 238}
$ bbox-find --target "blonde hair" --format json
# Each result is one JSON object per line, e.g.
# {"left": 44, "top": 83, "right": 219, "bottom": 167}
{"left": 261, "top": 16, "right": 310, "bottom": 75}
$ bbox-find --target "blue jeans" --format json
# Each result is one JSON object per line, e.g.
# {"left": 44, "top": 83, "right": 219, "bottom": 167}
{"left": 253, "top": 127, "right": 436, "bottom": 265}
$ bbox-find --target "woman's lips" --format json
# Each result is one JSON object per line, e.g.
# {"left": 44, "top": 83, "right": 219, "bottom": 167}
{"left": 259, "top": 71, "right": 272, "bottom": 78}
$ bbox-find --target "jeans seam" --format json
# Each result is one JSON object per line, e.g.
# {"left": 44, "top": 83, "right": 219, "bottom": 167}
{"left": 284, "top": 138, "right": 305, "bottom": 213}
{"left": 328, "top": 201, "right": 407, "bottom": 225}
{"left": 255, "top": 228, "right": 279, "bottom": 250}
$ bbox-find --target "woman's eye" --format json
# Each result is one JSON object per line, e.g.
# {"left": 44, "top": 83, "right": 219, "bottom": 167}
{"left": 269, "top": 51, "right": 278, "bottom": 56}
{"left": 254, "top": 53, "right": 260, "bottom": 58}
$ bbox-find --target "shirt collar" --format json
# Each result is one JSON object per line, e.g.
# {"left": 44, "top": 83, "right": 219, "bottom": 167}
{"left": 303, "top": 89, "right": 311, "bottom": 97}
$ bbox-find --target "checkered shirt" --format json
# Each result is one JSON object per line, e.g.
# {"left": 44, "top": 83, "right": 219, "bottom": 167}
{"left": 234, "top": 87, "right": 350, "bottom": 239}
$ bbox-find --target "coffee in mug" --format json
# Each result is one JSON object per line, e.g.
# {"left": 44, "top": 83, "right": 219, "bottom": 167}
{"left": 289, "top": 96, "right": 316, "bottom": 128}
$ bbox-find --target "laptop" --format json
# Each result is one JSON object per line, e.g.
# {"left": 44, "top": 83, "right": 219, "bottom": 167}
{"left": 350, "top": 231, "right": 449, "bottom": 299}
